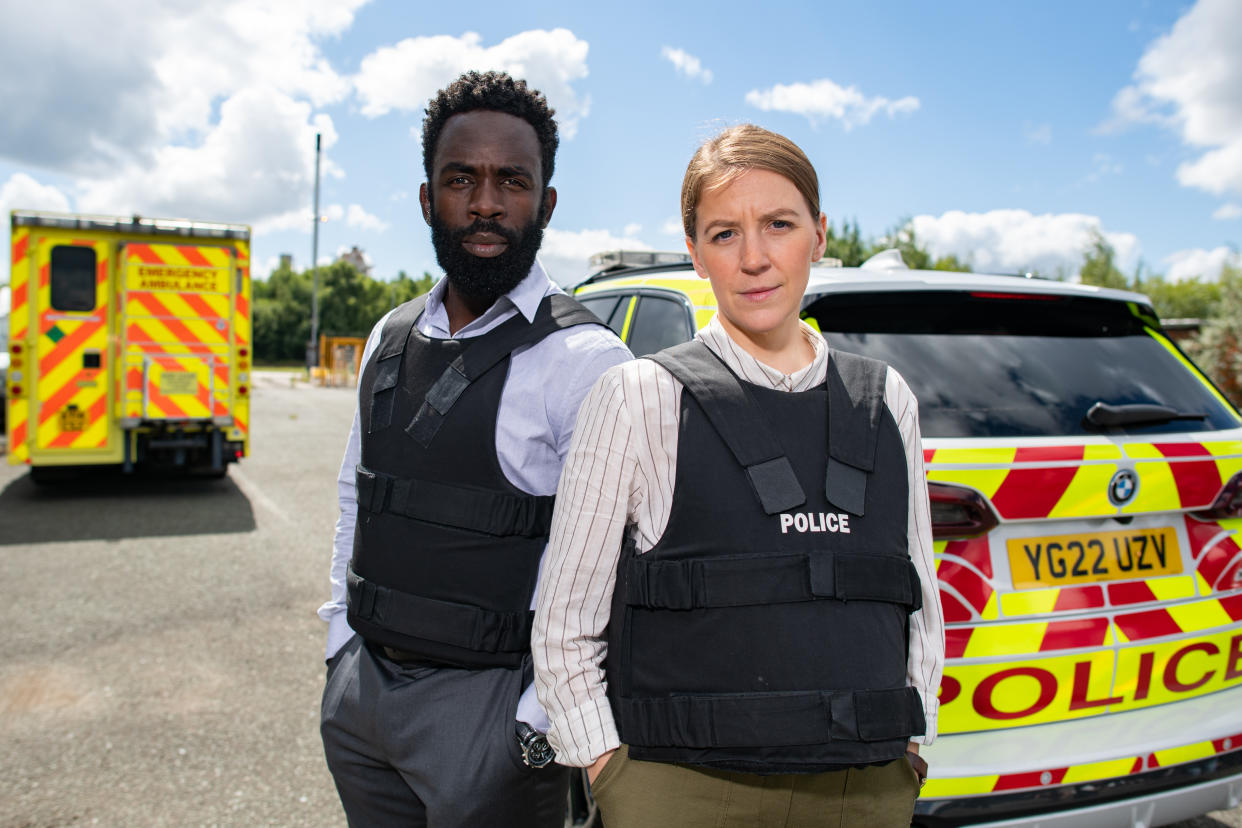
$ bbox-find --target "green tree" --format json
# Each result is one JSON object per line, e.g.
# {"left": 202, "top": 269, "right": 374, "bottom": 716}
{"left": 1184, "top": 263, "right": 1242, "bottom": 405}
{"left": 882, "top": 220, "right": 932, "bottom": 271}
{"left": 823, "top": 219, "right": 872, "bottom": 266}
{"left": 1078, "top": 230, "right": 1129, "bottom": 289}
{"left": 1137, "top": 276, "right": 1220, "bottom": 320}
{"left": 932, "top": 254, "right": 972, "bottom": 273}
{"left": 253, "top": 263, "right": 312, "bottom": 362}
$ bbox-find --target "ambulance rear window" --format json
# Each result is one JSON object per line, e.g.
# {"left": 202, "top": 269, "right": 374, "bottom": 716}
{"left": 803, "top": 290, "right": 1240, "bottom": 438}
{"left": 50, "top": 246, "right": 97, "bottom": 312}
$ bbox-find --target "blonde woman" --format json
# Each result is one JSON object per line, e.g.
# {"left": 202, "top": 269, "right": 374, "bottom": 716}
{"left": 533, "top": 125, "right": 944, "bottom": 827}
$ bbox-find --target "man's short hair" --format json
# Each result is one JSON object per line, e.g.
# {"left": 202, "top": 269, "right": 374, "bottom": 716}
{"left": 422, "top": 70, "right": 559, "bottom": 189}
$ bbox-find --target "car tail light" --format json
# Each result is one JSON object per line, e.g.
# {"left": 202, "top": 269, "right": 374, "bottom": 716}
{"left": 11, "top": 343, "right": 22, "bottom": 355}
{"left": 1195, "top": 472, "right": 1242, "bottom": 520}
{"left": 237, "top": 385, "right": 248, "bottom": 396}
{"left": 928, "top": 481, "right": 999, "bottom": 539}
{"left": 10, "top": 384, "right": 21, "bottom": 397}
{"left": 239, "top": 347, "right": 248, "bottom": 357}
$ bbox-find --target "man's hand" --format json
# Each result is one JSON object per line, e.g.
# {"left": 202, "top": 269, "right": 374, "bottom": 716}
{"left": 906, "top": 741, "right": 928, "bottom": 787}
{"left": 587, "top": 749, "right": 617, "bottom": 785}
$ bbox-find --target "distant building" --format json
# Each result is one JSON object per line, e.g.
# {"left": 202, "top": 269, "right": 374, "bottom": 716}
{"left": 279, "top": 253, "right": 293, "bottom": 271}
{"left": 337, "top": 246, "right": 373, "bottom": 276}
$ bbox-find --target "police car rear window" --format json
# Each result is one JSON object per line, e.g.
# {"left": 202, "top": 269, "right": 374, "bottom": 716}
{"left": 803, "top": 291, "right": 1239, "bottom": 438}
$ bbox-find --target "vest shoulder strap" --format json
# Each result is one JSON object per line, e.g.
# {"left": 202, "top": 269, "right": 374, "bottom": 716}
{"left": 375, "top": 294, "right": 429, "bottom": 360}
{"left": 368, "top": 295, "right": 430, "bottom": 431}
{"left": 408, "top": 292, "right": 607, "bottom": 446}
{"left": 824, "top": 349, "right": 890, "bottom": 516}
{"left": 647, "top": 341, "right": 806, "bottom": 515}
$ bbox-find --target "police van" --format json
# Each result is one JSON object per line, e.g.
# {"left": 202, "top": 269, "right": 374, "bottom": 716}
{"left": 573, "top": 250, "right": 1242, "bottom": 828}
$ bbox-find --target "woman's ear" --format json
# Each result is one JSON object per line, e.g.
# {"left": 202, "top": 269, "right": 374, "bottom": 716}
{"left": 811, "top": 212, "right": 828, "bottom": 262}
{"left": 686, "top": 236, "right": 710, "bottom": 281}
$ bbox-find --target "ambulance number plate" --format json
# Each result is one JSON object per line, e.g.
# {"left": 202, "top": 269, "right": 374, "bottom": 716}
{"left": 59, "top": 406, "right": 87, "bottom": 432}
{"left": 160, "top": 371, "right": 198, "bottom": 396}
{"left": 1007, "top": 527, "right": 1180, "bottom": 589}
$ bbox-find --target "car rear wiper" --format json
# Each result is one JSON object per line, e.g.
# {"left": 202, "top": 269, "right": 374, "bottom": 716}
{"left": 1084, "top": 401, "right": 1207, "bottom": 428}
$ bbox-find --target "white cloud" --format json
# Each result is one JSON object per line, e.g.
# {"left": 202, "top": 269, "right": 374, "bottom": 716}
{"left": 623, "top": 222, "right": 642, "bottom": 236}
{"left": 539, "top": 227, "right": 652, "bottom": 286}
{"left": 353, "top": 29, "right": 591, "bottom": 138}
{"left": 0, "top": 0, "right": 363, "bottom": 173}
{"left": 76, "top": 87, "right": 338, "bottom": 224}
{"left": 1085, "top": 153, "right": 1124, "bottom": 183}
{"left": 661, "top": 216, "right": 685, "bottom": 236}
{"left": 661, "top": 47, "right": 713, "bottom": 84}
{"left": 346, "top": 204, "right": 389, "bottom": 232}
{"left": 1106, "top": 0, "right": 1242, "bottom": 196}
{"left": 1213, "top": 202, "right": 1242, "bottom": 220}
{"left": 1163, "top": 246, "right": 1239, "bottom": 281}
{"left": 909, "top": 209, "right": 1140, "bottom": 277}
{"left": 0, "top": 173, "right": 72, "bottom": 215}
{"left": 1024, "top": 122, "right": 1052, "bottom": 145}
{"left": 0, "top": 2, "right": 363, "bottom": 232}
{"left": 745, "top": 78, "right": 919, "bottom": 129}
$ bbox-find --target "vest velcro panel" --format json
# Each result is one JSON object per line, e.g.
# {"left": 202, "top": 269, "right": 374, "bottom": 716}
{"left": 356, "top": 465, "right": 554, "bottom": 538}
{"left": 348, "top": 565, "right": 531, "bottom": 654}
{"left": 649, "top": 342, "right": 806, "bottom": 515}
{"left": 615, "top": 686, "right": 924, "bottom": 748}
{"left": 621, "top": 551, "right": 921, "bottom": 611}
{"left": 408, "top": 295, "right": 604, "bottom": 446}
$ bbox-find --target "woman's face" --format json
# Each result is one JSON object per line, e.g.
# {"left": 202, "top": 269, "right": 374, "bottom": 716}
{"left": 687, "top": 168, "right": 827, "bottom": 347}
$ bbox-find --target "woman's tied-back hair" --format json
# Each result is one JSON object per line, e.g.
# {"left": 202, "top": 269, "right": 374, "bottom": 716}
{"left": 422, "top": 70, "right": 559, "bottom": 189}
{"left": 681, "top": 124, "right": 820, "bottom": 240}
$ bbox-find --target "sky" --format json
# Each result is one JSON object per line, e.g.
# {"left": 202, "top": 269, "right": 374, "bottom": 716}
{"left": 2, "top": 0, "right": 1241, "bottom": 317}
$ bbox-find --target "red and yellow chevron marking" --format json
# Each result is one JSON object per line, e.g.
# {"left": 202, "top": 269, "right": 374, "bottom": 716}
{"left": 120, "top": 242, "right": 237, "bottom": 423}
{"left": 928, "top": 440, "right": 1242, "bottom": 520}
{"left": 231, "top": 240, "right": 250, "bottom": 450}
{"left": 7, "top": 226, "right": 32, "bottom": 463}
{"left": 33, "top": 239, "right": 112, "bottom": 452}
{"left": 922, "top": 735, "right": 1242, "bottom": 798}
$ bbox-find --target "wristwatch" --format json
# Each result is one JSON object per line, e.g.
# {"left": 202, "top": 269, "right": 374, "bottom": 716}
{"left": 515, "top": 722, "right": 557, "bottom": 768}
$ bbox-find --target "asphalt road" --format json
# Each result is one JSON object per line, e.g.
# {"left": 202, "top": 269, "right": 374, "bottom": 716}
{"left": 0, "top": 373, "right": 1239, "bottom": 827}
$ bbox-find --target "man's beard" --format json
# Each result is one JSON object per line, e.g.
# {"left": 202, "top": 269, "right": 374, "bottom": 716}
{"left": 430, "top": 208, "right": 545, "bottom": 304}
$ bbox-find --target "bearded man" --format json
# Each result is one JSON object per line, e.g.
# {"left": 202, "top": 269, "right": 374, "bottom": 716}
{"left": 318, "top": 70, "right": 631, "bottom": 827}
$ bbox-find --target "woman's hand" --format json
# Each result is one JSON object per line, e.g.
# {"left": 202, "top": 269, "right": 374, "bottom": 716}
{"left": 906, "top": 741, "right": 928, "bottom": 788}
{"left": 587, "top": 749, "right": 617, "bottom": 785}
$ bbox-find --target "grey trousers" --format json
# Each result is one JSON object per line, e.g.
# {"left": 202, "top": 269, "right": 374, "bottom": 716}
{"left": 320, "top": 636, "right": 569, "bottom": 827}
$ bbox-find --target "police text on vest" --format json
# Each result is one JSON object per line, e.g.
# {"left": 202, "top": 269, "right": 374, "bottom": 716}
{"left": 779, "top": 512, "right": 850, "bottom": 534}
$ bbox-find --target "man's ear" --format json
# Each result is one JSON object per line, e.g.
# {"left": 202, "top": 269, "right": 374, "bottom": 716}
{"left": 419, "top": 183, "right": 432, "bottom": 226}
{"left": 540, "top": 187, "right": 557, "bottom": 227}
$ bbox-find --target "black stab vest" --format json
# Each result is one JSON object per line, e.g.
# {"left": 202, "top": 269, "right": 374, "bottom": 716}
{"left": 348, "top": 292, "right": 603, "bottom": 669}
{"left": 606, "top": 341, "right": 925, "bottom": 773}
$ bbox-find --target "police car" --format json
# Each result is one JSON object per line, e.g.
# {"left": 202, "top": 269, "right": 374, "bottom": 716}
{"left": 572, "top": 250, "right": 1242, "bottom": 828}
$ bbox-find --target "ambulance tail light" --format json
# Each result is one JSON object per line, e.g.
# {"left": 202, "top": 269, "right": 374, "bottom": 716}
{"left": 928, "top": 481, "right": 999, "bottom": 540}
{"left": 1195, "top": 472, "right": 1242, "bottom": 520}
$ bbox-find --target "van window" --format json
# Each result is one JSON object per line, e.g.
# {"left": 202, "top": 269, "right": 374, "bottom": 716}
{"left": 627, "top": 296, "right": 693, "bottom": 357}
{"left": 50, "top": 246, "right": 98, "bottom": 312}
{"left": 803, "top": 290, "right": 1239, "bottom": 438}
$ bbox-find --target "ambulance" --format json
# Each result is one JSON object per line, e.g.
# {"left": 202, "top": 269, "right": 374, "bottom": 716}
{"left": 6, "top": 211, "right": 252, "bottom": 480}
{"left": 575, "top": 250, "right": 1242, "bottom": 827}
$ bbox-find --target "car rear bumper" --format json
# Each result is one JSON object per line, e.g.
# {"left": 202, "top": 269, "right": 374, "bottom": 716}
{"left": 915, "top": 756, "right": 1242, "bottom": 827}
{"left": 915, "top": 683, "right": 1242, "bottom": 826}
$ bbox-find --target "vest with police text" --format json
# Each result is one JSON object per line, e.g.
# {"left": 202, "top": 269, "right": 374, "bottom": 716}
{"left": 348, "top": 292, "right": 602, "bottom": 669}
{"left": 606, "top": 340, "right": 925, "bottom": 773}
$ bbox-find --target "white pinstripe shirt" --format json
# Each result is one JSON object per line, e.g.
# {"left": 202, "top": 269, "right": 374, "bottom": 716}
{"left": 532, "top": 315, "right": 945, "bottom": 767}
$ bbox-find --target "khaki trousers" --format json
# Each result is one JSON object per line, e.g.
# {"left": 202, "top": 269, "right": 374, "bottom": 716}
{"left": 591, "top": 746, "right": 919, "bottom": 828}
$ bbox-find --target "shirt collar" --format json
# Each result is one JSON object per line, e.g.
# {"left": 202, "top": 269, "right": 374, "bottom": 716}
{"left": 421, "top": 260, "right": 556, "bottom": 337}
{"left": 697, "top": 314, "right": 828, "bottom": 391}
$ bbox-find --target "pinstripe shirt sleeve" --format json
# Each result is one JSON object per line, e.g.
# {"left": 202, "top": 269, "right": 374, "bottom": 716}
{"left": 887, "top": 366, "right": 946, "bottom": 744}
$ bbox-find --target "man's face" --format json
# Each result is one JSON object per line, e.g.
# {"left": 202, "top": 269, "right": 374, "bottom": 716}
{"left": 420, "top": 110, "right": 556, "bottom": 303}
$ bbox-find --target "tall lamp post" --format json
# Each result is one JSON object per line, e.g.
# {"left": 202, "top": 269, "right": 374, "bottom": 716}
{"left": 309, "top": 132, "right": 322, "bottom": 371}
